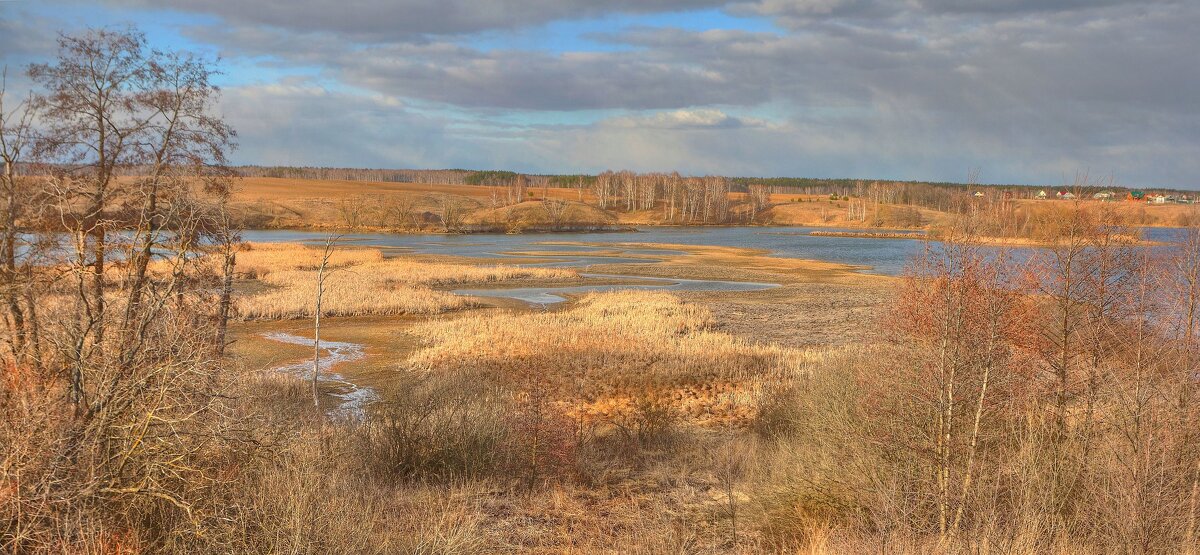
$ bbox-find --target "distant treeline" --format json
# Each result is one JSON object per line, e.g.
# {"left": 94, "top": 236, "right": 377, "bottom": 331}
{"left": 232, "top": 165, "right": 475, "bottom": 184}
{"left": 227, "top": 165, "right": 1190, "bottom": 192}
{"left": 33, "top": 164, "right": 1183, "bottom": 199}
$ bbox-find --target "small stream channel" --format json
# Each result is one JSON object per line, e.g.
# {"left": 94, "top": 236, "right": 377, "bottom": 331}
{"left": 260, "top": 332, "right": 377, "bottom": 420}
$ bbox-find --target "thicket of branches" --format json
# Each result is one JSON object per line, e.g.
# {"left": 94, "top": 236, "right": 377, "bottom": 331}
{"left": 756, "top": 203, "right": 1200, "bottom": 551}
{"left": 0, "top": 27, "right": 249, "bottom": 551}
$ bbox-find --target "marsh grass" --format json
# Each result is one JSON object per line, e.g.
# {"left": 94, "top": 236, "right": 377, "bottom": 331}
{"left": 235, "top": 242, "right": 384, "bottom": 278}
{"left": 235, "top": 243, "right": 575, "bottom": 320}
{"left": 405, "top": 290, "right": 811, "bottom": 426}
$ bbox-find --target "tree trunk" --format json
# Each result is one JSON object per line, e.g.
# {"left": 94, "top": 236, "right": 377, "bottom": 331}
{"left": 312, "top": 262, "right": 324, "bottom": 410}
{"left": 216, "top": 248, "right": 235, "bottom": 356}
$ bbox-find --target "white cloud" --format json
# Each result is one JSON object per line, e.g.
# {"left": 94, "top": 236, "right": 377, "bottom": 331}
{"left": 603, "top": 109, "right": 772, "bottom": 129}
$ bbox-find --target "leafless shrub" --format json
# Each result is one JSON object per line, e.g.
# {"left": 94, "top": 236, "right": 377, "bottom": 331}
{"left": 356, "top": 371, "right": 515, "bottom": 483}
{"left": 542, "top": 198, "right": 569, "bottom": 230}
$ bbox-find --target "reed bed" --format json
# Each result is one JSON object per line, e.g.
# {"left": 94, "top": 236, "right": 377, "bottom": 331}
{"left": 405, "top": 290, "right": 811, "bottom": 425}
{"left": 236, "top": 243, "right": 576, "bottom": 320}
{"left": 239, "top": 279, "right": 467, "bottom": 320}
{"left": 235, "top": 242, "right": 384, "bottom": 278}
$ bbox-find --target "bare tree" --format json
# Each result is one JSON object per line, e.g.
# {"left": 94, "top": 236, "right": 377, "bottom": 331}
{"left": 1169, "top": 214, "right": 1200, "bottom": 547}
{"left": 26, "top": 27, "right": 234, "bottom": 406}
{"left": 29, "top": 28, "right": 153, "bottom": 352}
{"left": 383, "top": 195, "right": 416, "bottom": 230}
{"left": 209, "top": 176, "right": 241, "bottom": 356}
{"left": 890, "top": 223, "right": 1031, "bottom": 542}
{"left": 435, "top": 194, "right": 465, "bottom": 232}
{"left": 312, "top": 235, "right": 340, "bottom": 409}
{"left": 542, "top": 198, "right": 569, "bottom": 231}
{"left": 592, "top": 170, "right": 614, "bottom": 210}
{"left": 0, "top": 26, "right": 268, "bottom": 551}
{"left": 715, "top": 434, "right": 749, "bottom": 547}
{"left": 338, "top": 197, "right": 365, "bottom": 228}
{"left": 748, "top": 184, "right": 771, "bottom": 221}
{"left": 117, "top": 46, "right": 235, "bottom": 355}
{"left": 665, "top": 172, "right": 681, "bottom": 222}
{"left": 0, "top": 68, "right": 38, "bottom": 364}
{"left": 508, "top": 174, "right": 527, "bottom": 205}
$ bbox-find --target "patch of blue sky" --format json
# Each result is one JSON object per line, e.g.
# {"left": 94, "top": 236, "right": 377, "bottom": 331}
{"left": 464, "top": 8, "right": 778, "bottom": 53}
{"left": 9, "top": 2, "right": 288, "bottom": 88}
{"left": 216, "top": 58, "right": 330, "bottom": 88}
{"left": 20, "top": 2, "right": 218, "bottom": 54}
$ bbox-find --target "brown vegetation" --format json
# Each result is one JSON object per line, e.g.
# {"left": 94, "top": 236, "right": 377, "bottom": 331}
{"left": 406, "top": 290, "right": 807, "bottom": 426}
{"left": 225, "top": 172, "right": 1191, "bottom": 237}
{"left": 8, "top": 24, "right": 1200, "bottom": 555}
{"left": 234, "top": 243, "right": 575, "bottom": 319}
{"left": 740, "top": 208, "right": 1200, "bottom": 552}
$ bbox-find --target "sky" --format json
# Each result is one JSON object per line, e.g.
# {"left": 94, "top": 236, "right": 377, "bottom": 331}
{"left": 1, "top": 0, "right": 1198, "bottom": 188}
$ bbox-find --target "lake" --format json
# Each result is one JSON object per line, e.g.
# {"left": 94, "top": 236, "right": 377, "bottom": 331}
{"left": 242, "top": 226, "right": 934, "bottom": 275}
{"left": 241, "top": 226, "right": 1189, "bottom": 304}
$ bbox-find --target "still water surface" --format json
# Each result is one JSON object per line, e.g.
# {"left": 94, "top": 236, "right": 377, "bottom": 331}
{"left": 243, "top": 226, "right": 931, "bottom": 275}
{"left": 242, "top": 226, "right": 1187, "bottom": 304}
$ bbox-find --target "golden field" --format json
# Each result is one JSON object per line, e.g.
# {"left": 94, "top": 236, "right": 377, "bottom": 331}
{"left": 225, "top": 279, "right": 876, "bottom": 553}
{"left": 227, "top": 176, "right": 1196, "bottom": 234}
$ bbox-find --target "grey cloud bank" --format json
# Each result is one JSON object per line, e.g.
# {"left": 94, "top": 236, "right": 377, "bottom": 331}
{"left": 4, "top": 0, "right": 1198, "bottom": 187}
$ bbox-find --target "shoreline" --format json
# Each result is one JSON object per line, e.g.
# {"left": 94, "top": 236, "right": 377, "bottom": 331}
{"left": 234, "top": 218, "right": 1187, "bottom": 237}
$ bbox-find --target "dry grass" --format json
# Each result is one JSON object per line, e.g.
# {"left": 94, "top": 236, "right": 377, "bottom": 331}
{"left": 228, "top": 177, "right": 598, "bottom": 230}
{"left": 1010, "top": 198, "right": 1194, "bottom": 227}
{"left": 236, "top": 243, "right": 576, "bottom": 320}
{"left": 405, "top": 290, "right": 810, "bottom": 426}
{"left": 226, "top": 176, "right": 1195, "bottom": 234}
{"left": 205, "top": 360, "right": 753, "bottom": 554}
{"left": 464, "top": 200, "right": 615, "bottom": 231}
{"left": 240, "top": 276, "right": 468, "bottom": 319}
{"left": 234, "top": 242, "right": 384, "bottom": 278}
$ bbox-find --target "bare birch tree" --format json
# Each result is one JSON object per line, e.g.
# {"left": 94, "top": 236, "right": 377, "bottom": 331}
{"left": 891, "top": 222, "right": 1031, "bottom": 543}
{"left": 312, "top": 235, "right": 340, "bottom": 409}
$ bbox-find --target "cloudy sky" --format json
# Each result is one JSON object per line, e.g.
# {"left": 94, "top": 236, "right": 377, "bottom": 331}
{"left": 1, "top": 0, "right": 1197, "bottom": 187}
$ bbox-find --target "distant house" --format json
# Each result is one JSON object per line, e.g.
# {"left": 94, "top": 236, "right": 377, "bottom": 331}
{"left": 1036, "top": 190, "right": 1049, "bottom": 200}
{"left": 1057, "top": 191, "right": 1076, "bottom": 200}
{"left": 1151, "top": 194, "right": 1168, "bottom": 204}
{"left": 973, "top": 191, "right": 985, "bottom": 198}
{"left": 1093, "top": 191, "right": 1115, "bottom": 200}
{"left": 1128, "top": 190, "right": 1146, "bottom": 201}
